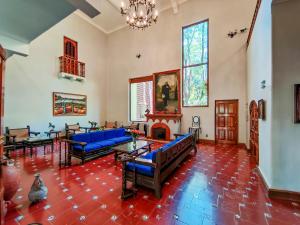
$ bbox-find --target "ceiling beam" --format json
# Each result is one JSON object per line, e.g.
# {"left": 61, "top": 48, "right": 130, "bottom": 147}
{"left": 66, "top": 0, "right": 100, "bottom": 18}
{"left": 0, "top": 34, "right": 29, "bottom": 57}
{"left": 170, "top": 0, "right": 179, "bottom": 14}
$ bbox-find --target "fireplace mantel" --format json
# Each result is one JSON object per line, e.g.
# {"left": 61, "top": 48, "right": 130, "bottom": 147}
{"left": 145, "top": 113, "right": 182, "bottom": 123}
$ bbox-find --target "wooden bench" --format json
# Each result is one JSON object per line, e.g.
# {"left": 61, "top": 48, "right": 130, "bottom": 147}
{"left": 122, "top": 132, "right": 197, "bottom": 199}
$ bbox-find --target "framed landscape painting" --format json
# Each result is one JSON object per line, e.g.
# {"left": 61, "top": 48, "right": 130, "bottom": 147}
{"left": 153, "top": 69, "right": 181, "bottom": 114}
{"left": 295, "top": 84, "right": 300, "bottom": 123}
{"left": 53, "top": 92, "right": 87, "bottom": 116}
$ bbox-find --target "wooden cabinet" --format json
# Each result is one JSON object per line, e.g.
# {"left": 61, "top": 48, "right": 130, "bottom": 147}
{"left": 0, "top": 44, "right": 6, "bottom": 225}
{"left": 215, "top": 100, "right": 239, "bottom": 144}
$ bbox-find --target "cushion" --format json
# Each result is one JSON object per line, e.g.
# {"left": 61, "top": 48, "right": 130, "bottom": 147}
{"left": 140, "top": 149, "right": 160, "bottom": 161}
{"left": 109, "top": 136, "right": 132, "bottom": 144}
{"left": 73, "top": 140, "right": 115, "bottom": 152}
{"left": 73, "top": 142, "right": 103, "bottom": 152}
{"left": 114, "top": 128, "right": 126, "bottom": 137}
{"left": 176, "top": 134, "right": 189, "bottom": 141}
{"left": 97, "top": 140, "right": 116, "bottom": 148}
{"left": 103, "top": 129, "right": 116, "bottom": 139}
{"left": 90, "top": 131, "right": 105, "bottom": 142}
{"left": 71, "top": 133, "right": 91, "bottom": 143}
{"left": 126, "top": 162, "right": 154, "bottom": 177}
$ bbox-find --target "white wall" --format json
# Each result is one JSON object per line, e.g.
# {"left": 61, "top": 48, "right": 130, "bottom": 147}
{"left": 106, "top": 0, "right": 256, "bottom": 143}
{"left": 4, "top": 13, "right": 107, "bottom": 132}
{"left": 247, "top": 0, "right": 273, "bottom": 187}
{"left": 272, "top": 0, "right": 300, "bottom": 192}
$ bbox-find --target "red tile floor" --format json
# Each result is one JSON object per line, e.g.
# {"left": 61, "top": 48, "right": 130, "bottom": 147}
{"left": 4, "top": 142, "right": 300, "bottom": 225}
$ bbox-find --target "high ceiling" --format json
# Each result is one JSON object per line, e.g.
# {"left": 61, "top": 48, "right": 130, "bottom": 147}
{"left": 78, "top": 0, "right": 188, "bottom": 34}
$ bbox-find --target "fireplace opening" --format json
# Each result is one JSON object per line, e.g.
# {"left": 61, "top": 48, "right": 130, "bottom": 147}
{"left": 152, "top": 127, "right": 166, "bottom": 140}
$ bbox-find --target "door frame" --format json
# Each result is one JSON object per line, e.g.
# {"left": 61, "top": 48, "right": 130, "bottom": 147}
{"left": 215, "top": 99, "right": 239, "bottom": 144}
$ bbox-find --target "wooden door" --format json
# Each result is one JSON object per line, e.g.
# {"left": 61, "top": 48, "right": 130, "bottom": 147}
{"left": 0, "top": 44, "right": 5, "bottom": 225}
{"left": 250, "top": 100, "right": 259, "bottom": 164}
{"left": 215, "top": 100, "right": 238, "bottom": 144}
{"left": 64, "top": 37, "right": 78, "bottom": 75}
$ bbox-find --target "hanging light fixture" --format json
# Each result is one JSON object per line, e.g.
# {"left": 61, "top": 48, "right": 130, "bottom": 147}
{"left": 120, "top": 0, "right": 159, "bottom": 30}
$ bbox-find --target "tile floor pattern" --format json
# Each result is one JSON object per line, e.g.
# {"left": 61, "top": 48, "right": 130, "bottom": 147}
{"left": 4, "top": 142, "right": 300, "bottom": 225}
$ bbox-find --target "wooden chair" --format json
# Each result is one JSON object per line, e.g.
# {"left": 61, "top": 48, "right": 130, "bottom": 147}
{"left": 5, "top": 126, "right": 40, "bottom": 150}
{"left": 104, "top": 121, "right": 118, "bottom": 129}
{"left": 65, "top": 123, "right": 87, "bottom": 139}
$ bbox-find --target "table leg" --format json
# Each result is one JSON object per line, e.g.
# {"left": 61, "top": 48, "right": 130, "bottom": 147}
{"left": 30, "top": 146, "right": 33, "bottom": 157}
{"left": 67, "top": 144, "right": 71, "bottom": 166}
{"left": 59, "top": 142, "right": 62, "bottom": 168}
{"left": 23, "top": 146, "right": 26, "bottom": 156}
{"left": 114, "top": 151, "right": 118, "bottom": 162}
{"left": 65, "top": 141, "right": 69, "bottom": 166}
{"left": 121, "top": 161, "right": 127, "bottom": 199}
{"left": 44, "top": 145, "right": 46, "bottom": 155}
{"left": 51, "top": 141, "right": 54, "bottom": 153}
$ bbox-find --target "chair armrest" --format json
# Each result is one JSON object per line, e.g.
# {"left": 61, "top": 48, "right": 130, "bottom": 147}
{"left": 79, "top": 127, "right": 89, "bottom": 133}
{"left": 30, "top": 131, "right": 40, "bottom": 136}
{"left": 132, "top": 158, "right": 157, "bottom": 168}
{"left": 4, "top": 134, "right": 16, "bottom": 138}
{"left": 4, "top": 134, "right": 17, "bottom": 143}
{"left": 64, "top": 139, "right": 87, "bottom": 146}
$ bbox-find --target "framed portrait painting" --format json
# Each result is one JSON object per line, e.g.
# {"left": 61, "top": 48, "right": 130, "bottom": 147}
{"left": 53, "top": 92, "right": 87, "bottom": 116}
{"left": 295, "top": 84, "right": 300, "bottom": 123}
{"left": 153, "top": 69, "right": 181, "bottom": 114}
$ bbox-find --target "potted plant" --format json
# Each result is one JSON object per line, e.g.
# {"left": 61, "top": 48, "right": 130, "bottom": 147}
{"left": 130, "top": 129, "right": 142, "bottom": 143}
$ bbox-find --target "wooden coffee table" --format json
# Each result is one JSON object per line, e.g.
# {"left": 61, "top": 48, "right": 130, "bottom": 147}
{"left": 23, "top": 136, "right": 54, "bottom": 157}
{"left": 112, "top": 140, "right": 153, "bottom": 162}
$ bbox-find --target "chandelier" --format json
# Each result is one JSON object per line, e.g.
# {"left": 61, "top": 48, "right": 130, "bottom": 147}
{"left": 120, "top": 0, "right": 159, "bottom": 29}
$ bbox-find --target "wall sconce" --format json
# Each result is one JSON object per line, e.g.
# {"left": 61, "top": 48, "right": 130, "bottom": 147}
{"left": 227, "top": 28, "right": 248, "bottom": 38}
{"left": 261, "top": 80, "right": 266, "bottom": 89}
{"left": 136, "top": 53, "right": 141, "bottom": 59}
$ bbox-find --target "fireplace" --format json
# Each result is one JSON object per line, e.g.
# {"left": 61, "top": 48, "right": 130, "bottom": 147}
{"left": 152, "top": 127, "right": 166, "bottom": 140}
{"left": 151, "top": 122, "right": 171, "bottom": 141}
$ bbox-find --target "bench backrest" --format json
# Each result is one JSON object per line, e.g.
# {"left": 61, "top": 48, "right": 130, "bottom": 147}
{"left": 71, "top": 128, "right": 126, "bottom": 143}
{"left": 66, "top": 123, "right": 80, "bottom": 131}
{"left": 105, "top": 121, "right": 117, "bottom": 128}
{"left": 155, "top": 134, "right": 194, "bottom": 171}
{"left": 6, "top": 126, "right": 30, "bottom": 138}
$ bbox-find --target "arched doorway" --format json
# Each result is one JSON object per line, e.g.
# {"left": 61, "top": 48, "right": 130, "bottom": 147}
{"left": 249, "top": 100, "right": 259, "bottom": 164}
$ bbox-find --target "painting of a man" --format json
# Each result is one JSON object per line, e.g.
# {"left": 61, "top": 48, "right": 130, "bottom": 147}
{"left": 154, "top": 70, "right": 180, "bottom": 114}
{"left": 162, "top": 81, "right": 171, "bottom": 107}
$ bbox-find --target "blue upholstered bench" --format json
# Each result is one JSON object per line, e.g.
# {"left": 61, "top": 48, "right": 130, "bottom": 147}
{"left": 67, "top": 128, "right": 132, "bottom": 164}
{"left": 122, "top": 133, "right": 197, "bottom": 199}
